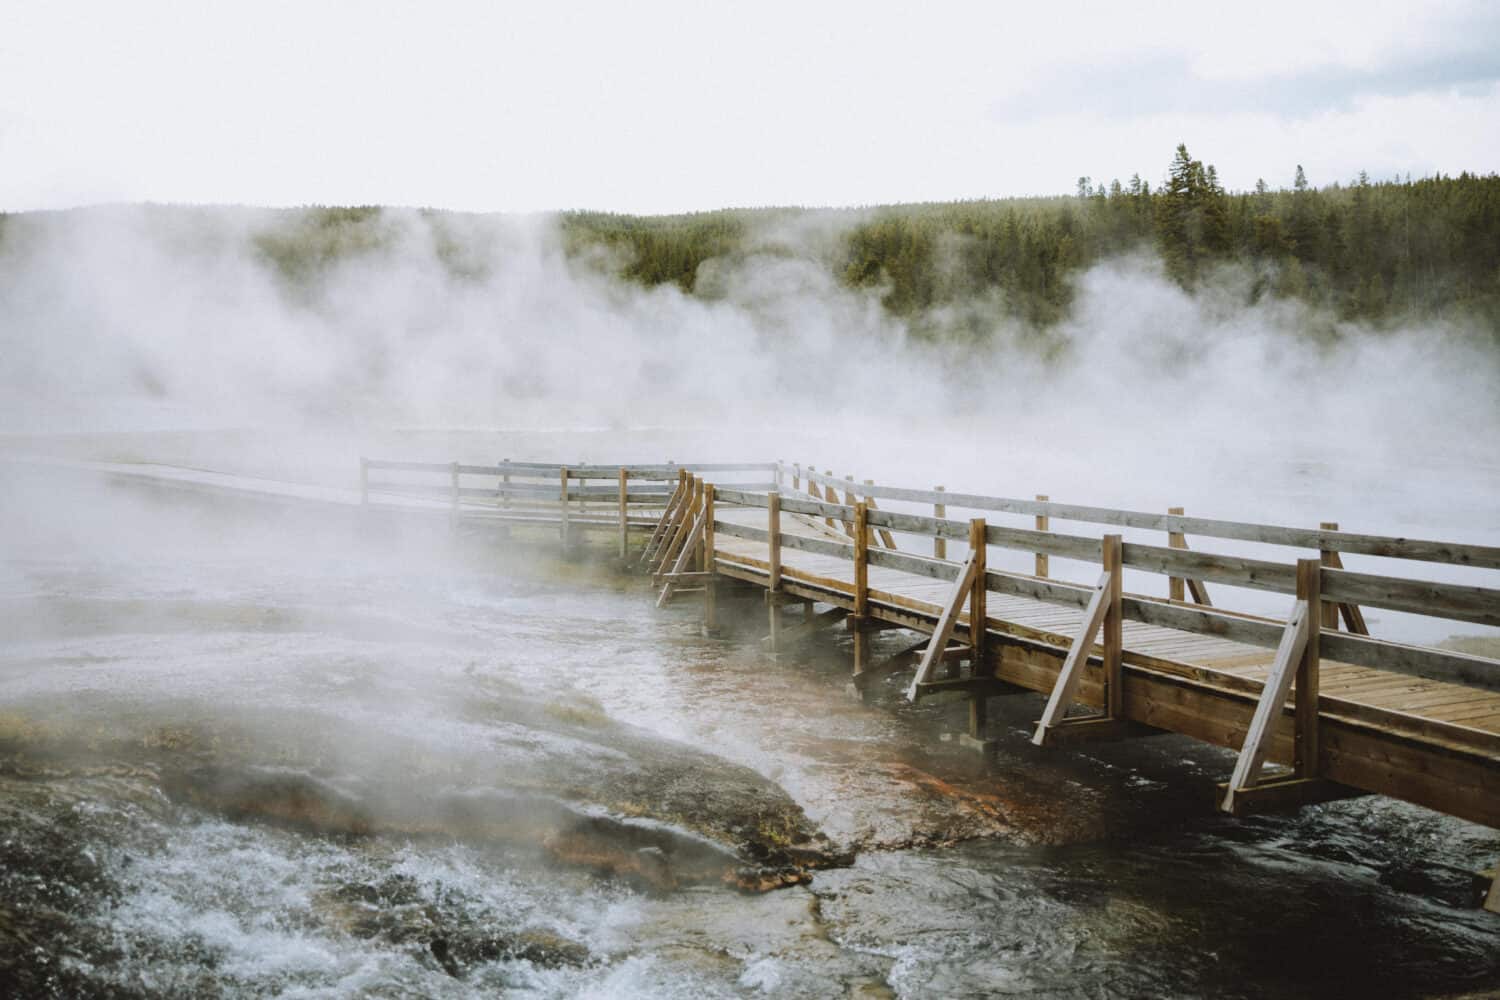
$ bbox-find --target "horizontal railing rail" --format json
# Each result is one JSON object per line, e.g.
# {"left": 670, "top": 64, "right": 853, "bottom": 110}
{"left": 786, "top": 464, "right": 1500, "bottom": 570}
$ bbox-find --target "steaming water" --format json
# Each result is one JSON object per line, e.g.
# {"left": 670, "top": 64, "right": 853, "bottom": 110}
{"left": 2, "top": 442, "right": 1499, "bottom": 998}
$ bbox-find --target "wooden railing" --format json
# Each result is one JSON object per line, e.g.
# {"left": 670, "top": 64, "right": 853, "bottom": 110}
{"left": 703, "top": 478, "right": 1500, "bottom": 694}
{"left": 360, "top": 458, "right": 776, "bottom": 556}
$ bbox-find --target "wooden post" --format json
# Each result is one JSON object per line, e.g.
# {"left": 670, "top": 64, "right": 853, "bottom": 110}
{"left": 791, "top": 464, "right": 801, "bottom": 492}
{"left": 774, "top": 460, "right": 783, "bottom": 489}
{"left": 934, "top": 486, "right": 946, "bottom": 560}
{"left": 1103, "top": 534, "right": 1124, "bottom": 719}
{"left": 1318, "top": 522, "right": 1340, "bottom": 630}
{"left": 450, "top": 462, "right": 460, "bottom": 518}
{"left": 820, "top": 468, "right": 839, "bottom": 531}
{"left": 359, "top": 457, "right": 369, "bottom": 506}
{"left": 617, "top": 467, "right": 629, "bottom": 558}
{"left": 559, "top": 466, "right": 570, "bottom": 546}
{"left": 1167, "top": 506, "right": 1186, "bottom": 602}
{"left": 968, "top": 518, "right": 988, "bottom": 738}
{"left": 767, "top": 492, "right": 783, "bottom": 654}
{"left": 1295, "top": 557, "right": 1322, "bottom": 778}
{"left": 703, "top": 483, "right": 717, "bottom": 633}
{"left": 853, "top": 502, "right": 870, "bottom": 675}
{"left": 1034, "top": 494, "right": 1049, "bottom": 578}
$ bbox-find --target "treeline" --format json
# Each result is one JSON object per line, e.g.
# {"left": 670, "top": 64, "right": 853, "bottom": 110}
{"left": 561, "top": 147, "right": 1500, "bottom": 334}
{"left": 5, "top": 148, "right": 1496, "bottom": 337}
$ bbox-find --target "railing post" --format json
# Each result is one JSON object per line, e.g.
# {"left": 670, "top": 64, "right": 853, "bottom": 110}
{"left": 853, "top": 501, "right": 870, "bottom": 675}
{"left": 791, "top": 463, "right": 801, "bottom": 492}
{"left": 968, "top": 518, "right": 988, "bottom": 737}
{"left": 559, "top": 466, "right": 570, "bottom": 547}
{"left": 1167, "top": 506, "right": 1186, "bottom": 602}
{"left": 703, "top": 483, "right": 717, "bottom": 633}
{"left": 1103, "top": 534, "right": 1124, "bottom": 719}
{"left": 450, "top": 462, "right": 460, "bottom": 519}
{"left": 934, "top": 486, "right": 946, "bottom": 560}
{"left": 618, "top": 467, "right": 629, "bottom": 558}
{"left": 767, "top": 492, "right": 783, "bottom": 653}
{"left": 1034, "top": 494, "right": 1049, "bottom": 578}
{"left": 359, "top": 457, "right": 369, "bottom": 506}
{"left": 774, "top": 460, "right": 783, "bottom": 489}
{"left": 1295, "top": 557, "right": 1322, "bottom": 778}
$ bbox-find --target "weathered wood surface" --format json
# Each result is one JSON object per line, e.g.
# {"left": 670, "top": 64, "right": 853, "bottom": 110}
{"left": 707, "top": 503, "right": 1500, "bottom": 828}
{"left": 792, "top": 466, "right": 1500, "bottom": 569}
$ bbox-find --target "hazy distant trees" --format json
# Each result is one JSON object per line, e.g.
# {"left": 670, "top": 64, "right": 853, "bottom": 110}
{"left": 124, "top": 145, "right": 1498, "bottom": 339}
{"left": 559, "top": 147, "right": 1500, "bottom": 335}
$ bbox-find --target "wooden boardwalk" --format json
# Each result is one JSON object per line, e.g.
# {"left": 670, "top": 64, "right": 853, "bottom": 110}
{"left": 361, "top": 457, "right": 1500, "bottom": 912}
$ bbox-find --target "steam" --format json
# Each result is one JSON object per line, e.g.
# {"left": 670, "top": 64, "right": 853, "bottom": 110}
{"left": 1, "top": 203, "right": 1497, "bottom": 540}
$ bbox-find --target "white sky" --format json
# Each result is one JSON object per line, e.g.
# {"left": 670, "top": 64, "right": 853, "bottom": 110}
{"left": 2, "top": 0, "right": 1497, "bottom": 214}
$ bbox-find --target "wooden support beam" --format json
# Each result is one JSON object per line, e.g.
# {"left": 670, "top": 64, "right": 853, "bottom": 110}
{"left": 864, "top": 480, "right": 898, "bottom": 550}
{"left": 1034, "top": 716, "right": 1158, "bottom": 747}
{"left": 767, "top": 491, "right": 783, "bottom": 653}
{"left": 1035, "top": 495, "right": 1049, "bottom": 578}
{"left": 933, "top": 486, "right": 946, "bottom": 560}
{"left": 1294, "top": 557, "right": 1321, "bottom": 778}
{"left": 657, "top": 501, "right": 707, "bottom": 608}
{"left": 654, "top": 476, "right": 700, "bottom": 578}
{"left": 1032, "top": 569, "right": 1113, "bottom": 746}
{"left": 640, "top": 470, "right": 686, "bottom": 565}
{"left": 1320, "top": 522, "right": 1370, "bottom": 635}
{"left": 1219, "top": 596, "right": 1312, "bottom": 813}
{"left": 904, "top": 550, "right": 981, "bottom": 701}
{"left": 1215, "top": 774, "right": 1366, "bottom": 817}
{"left": 824, "top": 470, "right": 852, "bottom": 537}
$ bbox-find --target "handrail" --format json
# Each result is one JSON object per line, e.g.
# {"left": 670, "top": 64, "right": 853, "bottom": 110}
{"left": 787, "top": 464, "right": 1500, "bottom": 569}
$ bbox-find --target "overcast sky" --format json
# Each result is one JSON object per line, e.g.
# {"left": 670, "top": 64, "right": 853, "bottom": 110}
{"left": 2, "top": 0, "right": 1497, "bottom": 214}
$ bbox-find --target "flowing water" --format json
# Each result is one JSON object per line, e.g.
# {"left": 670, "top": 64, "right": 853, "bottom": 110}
{"left": 2, "top": 436, "right": 1498, "bottom": 999}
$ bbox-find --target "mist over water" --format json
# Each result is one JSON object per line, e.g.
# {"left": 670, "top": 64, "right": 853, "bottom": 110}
{"left": 2, "top": 205, "right": 1499, "bottom": 996}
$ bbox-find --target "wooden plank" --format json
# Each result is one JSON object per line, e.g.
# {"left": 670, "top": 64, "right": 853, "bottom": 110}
{"left": 904, "top": 551, "right": 981, "bottom": 701}
{"left": 1220, "top": 599, "right": 1311, "bottom": 812}
{"left": 1321, "top": 566, "right": 1500, "bottom": 628}
{"left": 1031, "top": 570, "right": 1112, "bottom": 744}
